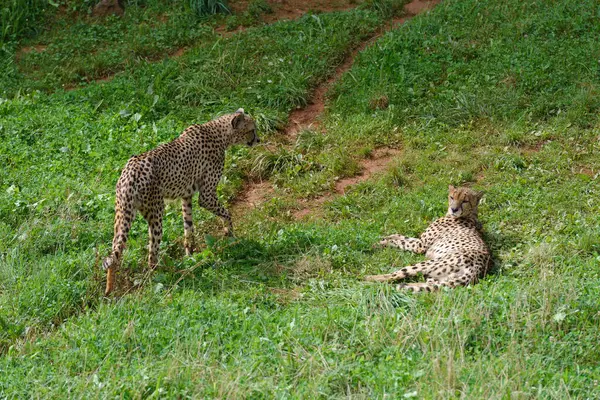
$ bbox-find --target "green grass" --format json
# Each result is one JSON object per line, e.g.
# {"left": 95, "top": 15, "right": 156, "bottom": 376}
{"left": 2, "top": 0, "right": 600, "bottom": 397}
{"left": 0, "top": 3, "right": 385, "bottom": 350}
{"left": 1, "top": 0, "right": 50, "bottom": 44}
{"left": 4, "top": 2, "right": 222, "bottom": 92}
{"left": 188, "top": 0, "right": 231, "bottom": 17}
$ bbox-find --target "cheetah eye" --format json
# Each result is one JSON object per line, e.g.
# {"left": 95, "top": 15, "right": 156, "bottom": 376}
{"left": 462, "top": 200, "right": 469, "bottom": 204}
{"left": 450, "top": 196, "right": 454, "bottom": 200}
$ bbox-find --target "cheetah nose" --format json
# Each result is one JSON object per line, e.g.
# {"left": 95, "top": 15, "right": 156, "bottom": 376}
{"left": 451, "top": 207, "right": 459, "bottom": 213}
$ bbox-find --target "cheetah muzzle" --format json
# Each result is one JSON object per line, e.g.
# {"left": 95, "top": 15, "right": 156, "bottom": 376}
{"left": 365, "top": 185, "right": 490, "bottom": 292}
{"left": 103, "top": 108, "right": 259, "bottom": 296}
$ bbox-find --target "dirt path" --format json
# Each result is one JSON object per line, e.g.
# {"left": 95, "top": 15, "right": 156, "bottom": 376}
{"left": 286, "top": 0, "right": 438, "bottom": 138}
{"left": 292, "top": 147, "right": 402, "bottom": 219}
{"left": 233, "top": 0, "right": 439, "bottom": 217}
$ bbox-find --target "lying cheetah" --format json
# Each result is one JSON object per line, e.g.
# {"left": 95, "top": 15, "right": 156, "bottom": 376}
{"left": 103, "top": 109, "right": 259, "bottom": 295}
{"left": 365, "top": 185, "right": 490, "bottom": 292}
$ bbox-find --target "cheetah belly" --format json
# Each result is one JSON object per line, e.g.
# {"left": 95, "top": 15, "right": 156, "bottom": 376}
{"left": 161, "top": 176, "right": 197, "bottom": 199}
{"left": 161, "top": 165, "right": 203, "bottom": 200}
{"left": 426, "top": 239, "right": 459, "bottom": 259}
{"left": 163, "top": 184, "right": 195, "bottom": 200}
{"left": 425, "top": 230, "right": 472, "bottom": 259}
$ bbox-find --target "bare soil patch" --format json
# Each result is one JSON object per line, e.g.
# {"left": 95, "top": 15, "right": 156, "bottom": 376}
{"left": 229, "top": 0, "right": 361, "bottom": 24}
{"left": 404, "top": 0, "right": 438, "bottom": 15}
{"left": 231, "top": 180, "right": 274, "bottom": 217}
{"left": 574, "top": 166, "right": 597, "bottom": 178}
{"left": 171, "top": 47, "right": 187, "bottom": 57}
{"left": 334, "top": 148, "right": 402, "bottom": 193}
{"left": 292, "top": 147, "right": 401, "bottom": 219}
{"left": 521, "top": 139, "right": 552, "bottom": 155}
{"left": 19, "top": 44, "right": 48, "bottom": 54}
{"left": 16, "top": 44, "right": 48, "bottom": 62}
{"left": 216, "top": 0, "right": 360, "bottom": 36}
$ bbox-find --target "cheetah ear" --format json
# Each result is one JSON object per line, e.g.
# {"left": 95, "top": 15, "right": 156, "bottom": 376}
{"left": 235, "top": 108, "right": 245, "bottom": 114}
{"left": 232, "top": 112, "right": 244, "bottom": 129}
{"left": 476, "top": 191, "right": 484, "bottom": 201}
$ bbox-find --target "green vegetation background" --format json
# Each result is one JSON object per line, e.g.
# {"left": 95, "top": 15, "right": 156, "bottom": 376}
{"left": 1, "top": 0, "right": 599, "bottom": 397}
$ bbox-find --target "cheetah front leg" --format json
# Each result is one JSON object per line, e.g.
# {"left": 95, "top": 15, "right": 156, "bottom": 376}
{"left": 365, "top": 259, "right": 438, "bottom": 282}
{"left": 378, "top": 234, "right": 425, "bottom": 254}
{"left": 198, "top": 189, "right": 234, "bottom": 237}
{"left": 182, "top": 197, "right": 194, "bottom": 256}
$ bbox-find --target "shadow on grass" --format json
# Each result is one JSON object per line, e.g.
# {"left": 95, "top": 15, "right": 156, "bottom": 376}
{"left": 124, "top": 233, "right": 320, "bottom": 297}
{"left": 482, "top": 229, "right": 520, "bottom": 277}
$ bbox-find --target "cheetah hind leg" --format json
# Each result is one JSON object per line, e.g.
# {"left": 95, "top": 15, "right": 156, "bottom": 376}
{"left": 364, "top": 259, "right": 438, "bottom": 282}
{"left": 397, "top": 277, "right": 463, "bottom": 292}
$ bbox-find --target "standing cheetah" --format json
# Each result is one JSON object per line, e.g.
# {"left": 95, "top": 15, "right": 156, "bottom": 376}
{"left": 103, "top": 109, "right": 259, "bottom": 295}
{"left": 365, "top": 185, "right": 490, "bottom": 292}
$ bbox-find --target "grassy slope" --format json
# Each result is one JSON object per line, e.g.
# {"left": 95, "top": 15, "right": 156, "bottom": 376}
{"left": 1, "top": 0, "right": 279, "bottom": 93}
{"left": 2, "top": 0, "right": 600, "bottom": 397}
{"left": 0, "top": 6, "right": 384, "bottom": 349}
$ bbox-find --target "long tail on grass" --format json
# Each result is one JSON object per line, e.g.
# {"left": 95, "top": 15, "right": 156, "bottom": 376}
{"left": 103, "top": 159, "right": 139, "bottom": 295}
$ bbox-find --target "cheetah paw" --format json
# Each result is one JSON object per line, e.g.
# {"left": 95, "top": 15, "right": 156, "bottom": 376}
{"left": 378, "top": 234, "right": 406, "bottom": 247}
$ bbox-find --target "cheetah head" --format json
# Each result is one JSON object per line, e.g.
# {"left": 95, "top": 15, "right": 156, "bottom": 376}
{"left": 230, "top": 108, "right": 259, "bottom": 147}
{"left": 447, "top": 185, "right": 483, "bottom": 219}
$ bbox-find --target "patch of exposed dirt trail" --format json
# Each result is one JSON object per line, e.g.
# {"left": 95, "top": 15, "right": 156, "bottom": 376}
{"left": 286, "top": 0, "right": 439, "bottom": 138}
{"left": 334, "top": 148, "right": 402, "bottom": 194}
{"left": 18, "top": 44, "right": 47, "bottom": 55}
{"left": 292, "top": 148, "right": 402, "bottom": 219}
{"left": 233, "top": 0, "right": 439, "bottom": 216}
{"left": 226, "top": 0, "right": 361, "bottom": 27}
{"left": 231, "top": 181, "right": 274, "bottom": 219}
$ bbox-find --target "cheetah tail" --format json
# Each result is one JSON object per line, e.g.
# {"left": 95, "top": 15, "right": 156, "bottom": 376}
{"left": 105, "top": 266, "right": 116, "bottom": 296}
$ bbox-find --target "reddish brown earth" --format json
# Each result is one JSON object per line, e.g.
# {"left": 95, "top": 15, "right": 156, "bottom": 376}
{"left": 216, "top": 0, "right": 360, "bottom": 37}
{"left": 404, "top": 0, "right": 438, "bottom": 15}
{"left": 233, "top": 0, "right": 438, "bottom": 215}
{"left": 171, "top": 47, "right": 187, "bottom": 57}
{"left": 292, "top": 148, "right": 402, "bottom": 219}
{"left": 231, "top": 181, "right": 274, "bottom": 218}
{"left": 19, "top": 44, "right": 48, "bottom": 54}
{"left": 521, "top": 139, "right": 552, "bottom": 155}
{"left": 576, "top": 166, "right": 596, "bottom": 178}
{"left": 16, "top": 44, "right": 48, "bottom": 62}
{"left": 229, "top": 0, "right": 361, "bottom": 24}
{"left": 334, "top": 148, "right": 402, "bottom": 194}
